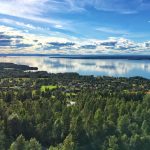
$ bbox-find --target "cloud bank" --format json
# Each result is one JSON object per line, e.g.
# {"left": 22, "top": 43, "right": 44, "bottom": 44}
{"left": 0, "top": 25, "right": 149, "bottom": 55}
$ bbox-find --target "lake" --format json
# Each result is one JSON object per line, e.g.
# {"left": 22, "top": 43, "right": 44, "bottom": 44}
{"left": 0, "top": 56, "right": 150, "bottom": 79}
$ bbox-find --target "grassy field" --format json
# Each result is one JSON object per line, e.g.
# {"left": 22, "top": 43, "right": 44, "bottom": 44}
{"left": 41, "top": 85, "right": 57, "bottom": 91}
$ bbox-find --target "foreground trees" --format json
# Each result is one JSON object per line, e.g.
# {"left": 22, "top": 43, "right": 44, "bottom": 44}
{"left": 10, "top": 135, "right": 42, "bottom": 150}
{"left": 0, "top": 92, "right": 150, "bottom": 149}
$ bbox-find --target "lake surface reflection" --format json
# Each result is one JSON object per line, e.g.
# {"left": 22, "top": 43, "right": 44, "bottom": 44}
{"left": 0, "top": 56, "right": 150, "bottom": 78}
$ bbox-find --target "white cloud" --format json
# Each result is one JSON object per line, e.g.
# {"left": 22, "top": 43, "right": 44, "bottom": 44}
{"left": 0, "top": 0, "right": 48, "bottom": 16}
{"left": 0, "top": 18, "right": 37, "bottom": 29}
{"left": 0, "top": 25, "right": 150, "bottom": 55}
{"left": 96, "top": 27, "right": 129, "bottom": 35}
{"left": 0, "top": 0, "right": 149, "bottom": 26}
{"left": 0, "top": 0, "right": 73, "bottom": 31}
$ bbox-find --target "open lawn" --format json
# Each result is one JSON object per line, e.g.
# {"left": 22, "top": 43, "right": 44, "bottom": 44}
{"left": 41, "top": 85, "right": 57, "bottom": 91}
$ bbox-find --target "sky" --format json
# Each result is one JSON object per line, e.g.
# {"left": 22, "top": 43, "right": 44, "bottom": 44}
{"left": 0, "top": 0, "right": 150, "bottom": 55}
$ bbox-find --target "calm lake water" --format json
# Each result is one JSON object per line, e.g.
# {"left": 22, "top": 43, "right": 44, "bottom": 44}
{"left": 0, "top": 56, "right": 150, "bottom": 79}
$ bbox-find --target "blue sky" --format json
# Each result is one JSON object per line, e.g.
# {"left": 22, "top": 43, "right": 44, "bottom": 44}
{"left": 0, "top": 0, "right": 150, "bottom": 55}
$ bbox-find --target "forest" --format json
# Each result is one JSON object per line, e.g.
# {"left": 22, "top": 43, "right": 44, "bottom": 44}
{"left": 0, "top": 63, "right": 150, "bottom": 150}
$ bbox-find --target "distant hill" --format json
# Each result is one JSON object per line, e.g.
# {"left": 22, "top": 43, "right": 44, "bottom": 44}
{"left": 49, "top": 55, "right": 150, "bottom": 60}
{"left": 1, "top": 54, "right": 150, "bottom": 60}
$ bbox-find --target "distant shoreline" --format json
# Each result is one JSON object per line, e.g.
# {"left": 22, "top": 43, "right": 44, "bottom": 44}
{"left": 49, "top": 55, "right": 150, "bottom": 60}
{"left": 1, "top": 54, "right": 150, "bottom": 60}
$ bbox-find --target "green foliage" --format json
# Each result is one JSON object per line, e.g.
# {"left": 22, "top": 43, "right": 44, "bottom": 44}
{"left": 62, "top": 134, "right": 77, "bottom": 150}
{"left": 9, "top": 135, "right": 42, "bottom": 150}
{"left": 27, "top": 138, "right": 42, "bottom": 150}
{"left": 9, "top": 135, "right": 26, "bottom": 150}
{"left": 108, "top": 135, "right": 119, "bottom": 150}
{"left": 0, "top": 122, "right": 6, "bottom": 150}
{"left": 0, "top": 65, "right": 150, "bottom": 149}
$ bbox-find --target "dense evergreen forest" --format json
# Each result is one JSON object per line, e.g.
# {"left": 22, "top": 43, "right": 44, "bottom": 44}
{"left": 0, "top": 63, "right": 150, "bottom": 150}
